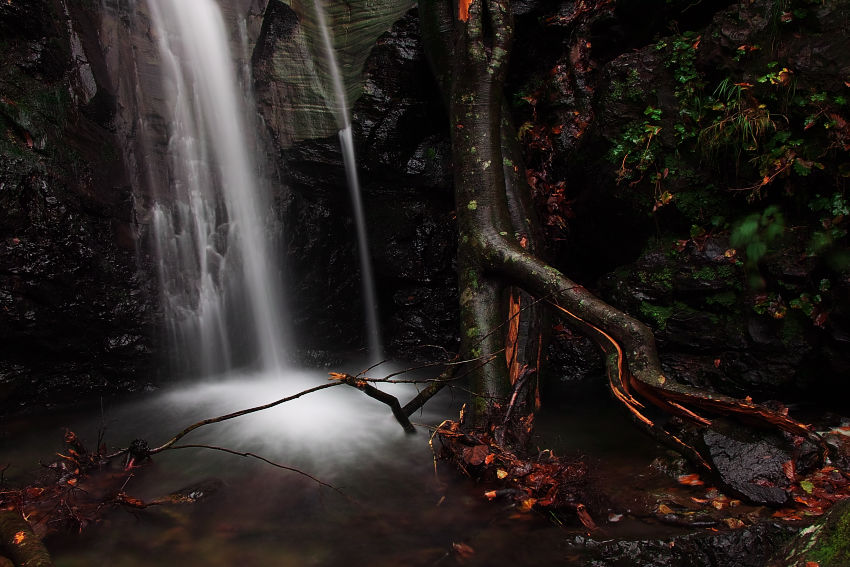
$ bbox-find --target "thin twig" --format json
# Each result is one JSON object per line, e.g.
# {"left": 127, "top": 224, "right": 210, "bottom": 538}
{"left": 168, "top": 444, "right": 346, "bottom": 497}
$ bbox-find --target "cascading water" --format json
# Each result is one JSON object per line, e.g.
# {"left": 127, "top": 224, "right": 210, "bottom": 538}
{"left": 144, "top": 0, "right": 288, "bottom": 375}
{"left": 312, "top": 0, "right": 383, "bottom": 361}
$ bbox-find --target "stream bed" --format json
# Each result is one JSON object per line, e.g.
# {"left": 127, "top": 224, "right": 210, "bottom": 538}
{"left": 1, "top": 365, "right": 759, "bottom": 566}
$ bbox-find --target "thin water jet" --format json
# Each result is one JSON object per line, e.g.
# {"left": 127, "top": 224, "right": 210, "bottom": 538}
{"left": 312, "top": 0, "right": 383, "bottom": 361}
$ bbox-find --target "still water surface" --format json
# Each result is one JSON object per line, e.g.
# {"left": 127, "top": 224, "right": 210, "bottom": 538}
{"left": 3, "top": 367, "right": 685, "bottom": 566}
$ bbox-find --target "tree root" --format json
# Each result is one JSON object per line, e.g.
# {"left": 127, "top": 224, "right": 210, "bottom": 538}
{"left": 546, "top": 300, "right": 825, "bottom": 471}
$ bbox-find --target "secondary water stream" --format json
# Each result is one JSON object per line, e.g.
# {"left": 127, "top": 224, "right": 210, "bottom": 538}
{"left": 311, "top": 0, "right": 383, "bottom": 361}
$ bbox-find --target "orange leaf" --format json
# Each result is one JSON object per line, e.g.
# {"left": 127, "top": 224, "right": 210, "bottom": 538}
{"left": 677, "top": 473, "right": 704, "bottom": 486}
{"left": 13, "top": 531, "right": 26, "bottom": 545}
{"left": 452, "top": 542, "right": 475, "bottom": 559}
{"left": 506, "top": 292, "right": 521, "bottom": 383}
{"left": 458, "top": 0, "right": 473, "bottom": 21}
{"left": 576, "top": 503, "right": 597, "bottom": 531}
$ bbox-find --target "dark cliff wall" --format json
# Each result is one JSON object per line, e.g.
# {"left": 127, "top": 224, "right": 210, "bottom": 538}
{"left": 1, "top": 0, "right": 847, "bottom": 410}
{"left": 0, "top": 0, "right": 155, "bottom": 412}
{"left": 509, "top": 0, "right": 850, "bottom": 404}
{"left": 251, "top": 0, "right": 850, "bottom": 402}
{"left": 254, "top": 5, "right": 458, "bottom": 360}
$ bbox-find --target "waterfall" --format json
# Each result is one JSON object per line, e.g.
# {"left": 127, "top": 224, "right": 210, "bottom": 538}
{"left": 144, "top": 0, "right": 289, "bottom": 375}
{"left": 312, "top": 0, "right": 383, "bottom": 361}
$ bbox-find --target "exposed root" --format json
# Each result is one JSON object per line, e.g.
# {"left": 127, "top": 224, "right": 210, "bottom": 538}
{"left": 546, "top": 300, "right": 825, "bottom": 472}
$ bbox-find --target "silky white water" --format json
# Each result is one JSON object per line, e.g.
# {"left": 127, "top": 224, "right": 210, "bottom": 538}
{"left": 312, "top": 0, "right": 383, "bottom": 361}
{"left": 146, "top": 0, "right": 288, "bottom": 375}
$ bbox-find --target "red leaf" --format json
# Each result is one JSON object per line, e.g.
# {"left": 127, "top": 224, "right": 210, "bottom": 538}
{"left": 462, "top": 444, "right": 490, "bottom": 466}
{"left": 783, "top": 459, "right": 797, "bottom": 482}
{"left": 576, "top": 503, "right": 597, "bottom": 531}
{"left": 452, "top": 542, "right": 475, "bottom": 559}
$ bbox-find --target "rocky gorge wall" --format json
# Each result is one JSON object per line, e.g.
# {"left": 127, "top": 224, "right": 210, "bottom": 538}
{"left": 0, "top": 0, "right": 156, "bottom": 412}
{"left": 1, "top": 0, "right": 847, "bottom": 412}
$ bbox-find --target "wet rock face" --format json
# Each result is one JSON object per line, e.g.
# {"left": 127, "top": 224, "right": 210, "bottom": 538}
{"left": 573, "top": 521, "right": 797, "bottom": 567}
{"left": 770, "top": 498, "right": 850, "bottom": 567}
{"left": 261, "top": 9, "right": 458, "bottom": 357}
{"left": 0, "top": 0, "right": 155, "bottom": 412}
{"left": 598, "top": 233, "right": 848, "bottom": 400}
{"left": 516, "top": 0, "right": 850, "bottom": 399}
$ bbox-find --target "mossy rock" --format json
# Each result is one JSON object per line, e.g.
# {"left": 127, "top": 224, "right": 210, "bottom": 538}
{"left": 770, "top": 499, "right": 850, "bottom": 567}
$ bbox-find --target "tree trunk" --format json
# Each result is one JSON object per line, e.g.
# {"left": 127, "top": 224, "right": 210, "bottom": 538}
{"left": 419, "top": 0, "right": 821, "bottom": 463}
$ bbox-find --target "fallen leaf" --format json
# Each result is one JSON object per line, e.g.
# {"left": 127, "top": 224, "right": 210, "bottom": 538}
{"left": 452, "top": 542, "right": 475, "bottom": 559}
{"left": 783, "top": 460, "right": 797, "bottom": 482}
{"left": 657, "top": 504, "right": 674, "bottom": 514}
{"left": 723, "top": 517, "right": 745, "bottom": 529}
{"left": 13, "top": 531, "right": 26, "bottom": 545}
{"left": 463, "top": 444, "right": 490, "bottom": 466}
{"left": 677, "top": 474, "right": 704, "bottom": 486}
{"left": 496, "top": 469, "right": 508, "bottom": 480}
{"left": 576, "top": 503, "right": 597, "bottom": 531}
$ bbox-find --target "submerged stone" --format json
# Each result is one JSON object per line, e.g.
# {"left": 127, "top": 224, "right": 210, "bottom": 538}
{"left": 571, "top": 521, "right": 796, "bottom": 567}
{"left": 700, "top": 419, "right": 820, "bottom": 506}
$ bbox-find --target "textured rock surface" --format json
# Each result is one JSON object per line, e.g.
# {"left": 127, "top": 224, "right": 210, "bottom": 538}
{"left": 511, "top": 0, "right": 850, "bottom": 399}
{"left": 253, "top": 0, "right": 414, "bottom": 145}
{"left": 571, "top": 521, "right": 797, "bottom": 567}
{"left": 697, "top": 418, "right": 820, "bottom": 506}
{"left": 0, "top": 0, "right": 155, "bottom": 412}
{"left": 259, "top": 9, "right": 458, "bottom": 357}
{"left": 769, "top": 498, "right": 850, "bottom": 567}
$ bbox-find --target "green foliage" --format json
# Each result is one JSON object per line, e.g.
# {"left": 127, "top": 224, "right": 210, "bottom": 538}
{"left": 639, "top": 301, "right": 676, "bottom": 330}
{"left": 730, "top": 205, "right": 785, "bottom": 265}
{"left": 610, "top": 67, "right": 643, "bottom": 102}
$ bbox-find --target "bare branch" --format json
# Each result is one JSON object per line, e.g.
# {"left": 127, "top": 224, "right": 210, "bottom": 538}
{"left": 329, "top": 373, "right": 416, "bottom": 433}
{"left": 106, "top": 382, "right": 344, "bottom": 460}
{"left": 167, "top": 444, "right": 345, "bottom": 496}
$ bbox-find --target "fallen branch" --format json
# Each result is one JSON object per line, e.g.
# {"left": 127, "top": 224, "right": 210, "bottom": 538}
{"left": 329, "top": 373, "right": 416, "bottom": 433}
{"left": 107, "top": 381, "right": 343, "bottom": 459}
